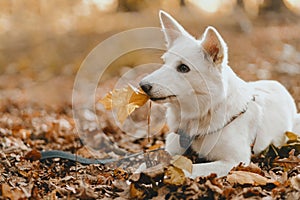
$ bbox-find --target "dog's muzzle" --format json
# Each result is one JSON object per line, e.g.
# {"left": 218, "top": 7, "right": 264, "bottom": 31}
{"left": 139, "top": 82, "right": 176, "bottom": 102}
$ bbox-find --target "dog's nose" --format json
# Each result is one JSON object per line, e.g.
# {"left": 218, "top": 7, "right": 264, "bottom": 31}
{"left": 140, "top": 83, "right": 152, "bottom": 94}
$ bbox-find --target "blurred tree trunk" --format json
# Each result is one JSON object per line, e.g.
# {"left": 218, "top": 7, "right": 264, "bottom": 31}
{"left": 263, "top": 0, "right": 285, "bottom": 11}
{"left": 239, "top": 0, "right": 288, "bottom": 16}
{"left": 237, "top": 0, "right": 243, "bottom": 7}
{"left": 180, "top": 0, "right": 185, "bottom": 6}
{"left": 118, "top": 0, "right": 142, "bottom": 12}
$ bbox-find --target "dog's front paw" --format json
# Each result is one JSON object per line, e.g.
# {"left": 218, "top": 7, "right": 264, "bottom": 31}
{"left": 165, "top": 132, "right": 186, "bottom": 156}
{"left": 182, "top": 169, "right": 196, "bottom": 179}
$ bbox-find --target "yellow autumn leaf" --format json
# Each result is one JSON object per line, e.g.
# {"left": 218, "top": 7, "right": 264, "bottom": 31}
{"left": 129, "top": 87, "right": 149, "bottom": 107}
{"left": 164, "top": 166, "right": 186, "bottom": 186}
{"left": 99, "top": 92, "right": 113, "bottom": 110}
{"left": 171, "top": 155, "right": 193, "bottom": 174}
{"left": 99, "top": 85, "right": 149, "bottom": 124}
{"left": 285, "top": 131, "right": 300, "bottom": 142}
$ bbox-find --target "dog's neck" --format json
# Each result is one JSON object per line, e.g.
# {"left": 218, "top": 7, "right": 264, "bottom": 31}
{"left": 166, "top": 66, "right": 254, "bottom": 137}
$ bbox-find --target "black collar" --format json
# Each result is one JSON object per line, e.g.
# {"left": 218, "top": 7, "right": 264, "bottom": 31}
{"left": 177, "top": 95, "right": 256, "bottom": 149}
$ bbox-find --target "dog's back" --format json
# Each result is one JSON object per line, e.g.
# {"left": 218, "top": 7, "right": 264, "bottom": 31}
{"left": 249, "top": 80, "right": 298, "bottom": 153}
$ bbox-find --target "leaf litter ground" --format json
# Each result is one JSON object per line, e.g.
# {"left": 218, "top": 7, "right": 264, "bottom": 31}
{"left": 1, "top": 76, "right": 299, "bottom": 200}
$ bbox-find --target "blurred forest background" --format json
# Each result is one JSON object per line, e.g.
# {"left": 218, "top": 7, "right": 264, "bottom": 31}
{"left": 0, "top": 0, "right": 300, "bottom": 108}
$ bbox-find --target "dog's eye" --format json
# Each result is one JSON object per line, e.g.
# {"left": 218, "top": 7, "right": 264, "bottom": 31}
{"left": 177, "top": 64, "right": 190, "bottom": 73}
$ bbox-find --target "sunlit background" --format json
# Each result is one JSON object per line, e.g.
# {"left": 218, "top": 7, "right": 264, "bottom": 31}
{"left": 0, "top": 0, "right": 300, "bottom": 108}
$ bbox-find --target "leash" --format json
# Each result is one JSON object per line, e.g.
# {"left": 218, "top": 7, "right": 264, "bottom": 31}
{"left": 40, "top": 148, "right": 165, "bottom": 165}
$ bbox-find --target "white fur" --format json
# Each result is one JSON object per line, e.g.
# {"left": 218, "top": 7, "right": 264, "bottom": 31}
{"left": 140, "top": 10, "right": 300, "bottom": 178}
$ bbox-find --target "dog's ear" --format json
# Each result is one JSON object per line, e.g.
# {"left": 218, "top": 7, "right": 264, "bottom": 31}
{"left": 201, "top": 26, "right": 228, "bottom": 66}
{"left": 159, "top": 10, "right": 190, "bottom": 48}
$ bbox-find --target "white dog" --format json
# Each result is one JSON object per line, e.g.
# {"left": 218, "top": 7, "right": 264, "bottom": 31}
{"left": 139, "top": 11, "right": 300, "bottom": 178}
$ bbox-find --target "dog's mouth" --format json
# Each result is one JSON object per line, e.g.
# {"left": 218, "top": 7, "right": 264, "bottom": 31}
{"left": 150, "top": 95, "right": 176, "bottom": 102}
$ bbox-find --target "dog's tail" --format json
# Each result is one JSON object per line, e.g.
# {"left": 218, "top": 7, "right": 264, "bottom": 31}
{"left": 293, "top": 114, "right": 300, "bottom": 135}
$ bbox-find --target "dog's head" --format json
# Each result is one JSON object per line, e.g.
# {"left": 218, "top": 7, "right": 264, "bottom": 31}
{"left": 140, "top": 11, "right": 228, "bottom": 116}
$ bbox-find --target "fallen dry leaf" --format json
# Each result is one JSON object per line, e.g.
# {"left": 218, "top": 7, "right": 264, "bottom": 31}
{"left": 99, "top": 85, "right": 149, "bottom": 123}
{"left": 273, "top": 149, "right": 300, "bottom": 171}
{"left": 164, "top": 166, "right": 186, "bottom": 186}
{"left": 171, "top": 155, "right": 193, "bottom": 174}
{"left": 231, "top": 163, "right": 264, "bottom": 176}
{"left": 290, "top": 174, "right": 300, "bottom": 191}
{"left": 24, "top": 149, "right": 42, "bottom": 161}
{"left": 227, "top": 171, "right": 276, "bottom": 186}
{"left": 77, "top": 181, "right": 98, "bottom": 199}
{"left": 285, "top": 131, "right": 300, "bottom": 142}
{"left": 130, "top": 183, "right": 146, "bottom": 199}
{"left": 284, "top": 131, "right": 300, "bottom": 152}
{"left": 2, "top": 184, "right": 26, "bottom": 200}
